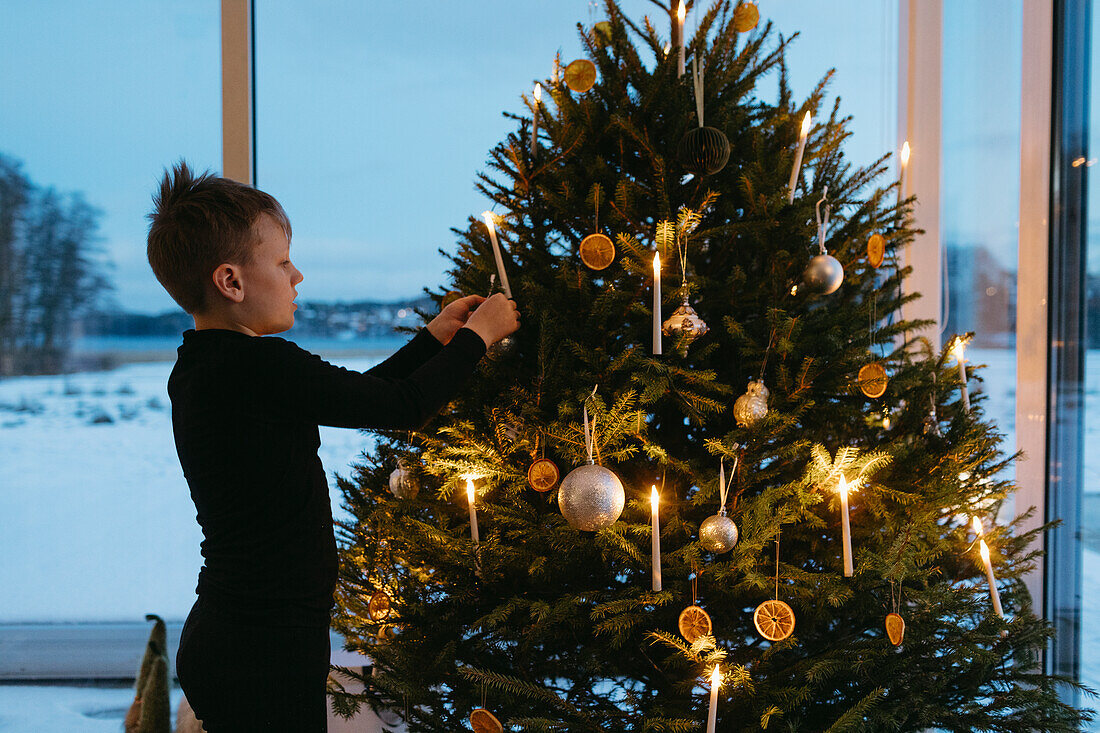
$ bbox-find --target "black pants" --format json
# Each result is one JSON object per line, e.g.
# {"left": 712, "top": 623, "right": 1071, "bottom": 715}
{"left": 176, "top": 596, "right": 331, "bottom": 732}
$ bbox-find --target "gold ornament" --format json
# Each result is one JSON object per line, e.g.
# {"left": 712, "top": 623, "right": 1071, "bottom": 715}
{"left": 678, "top": 604, "right": 713, "bottom": 643}
{"left": 564, "top": 59, "right": 597, "bottom": 93}
{"left": 527, "top": 458, "right": 560, "bottom": 492}
{"left": 469, "top": 708, "right": 503, "bottom": 733}
{"left": 885, "top": 612, "right": 905, "bottom": 646}
{"left": 593, "top": 20, "right": 612, "bottom": 46}
{"left": 733, "top": 2, "right": 760, "bottom": 32}
{"left": 368, "top": 590, "right": 392, "bottom": 621}
{"left": 579, "top": 233, "right": 615, "bottom": 270}
{"left": 867, "top": 233, "right": 886, "bottom": 268}
{"left": 858, "top": 362, "right": 889, "bottom": 399}
{"left": 753, "top": 599, "right": 795, "bottom": 641}
{"left": 388, "top": 463, "right": 420, "bottom": 500}
{"left": 661, "top": 295, "right": 709, "bottom": 354}
{"left": 733, "top": 379, "right": 769, "bottom": 427}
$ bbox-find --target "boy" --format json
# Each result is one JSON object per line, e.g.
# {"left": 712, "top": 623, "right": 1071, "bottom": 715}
{"left": 146, "top": 162, "right": 519, "bottom": 731}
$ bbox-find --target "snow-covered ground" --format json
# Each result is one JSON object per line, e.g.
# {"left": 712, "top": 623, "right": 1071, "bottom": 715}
{"left": 0, "top": 350, "right": 384, "bottom": 624}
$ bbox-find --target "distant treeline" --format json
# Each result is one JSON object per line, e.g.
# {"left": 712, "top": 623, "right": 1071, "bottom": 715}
{"left": 0, "top": 153, "right": 114, "bottom": 377}
{"left": 80, "top": 297, "right": 435, "bottom": 339}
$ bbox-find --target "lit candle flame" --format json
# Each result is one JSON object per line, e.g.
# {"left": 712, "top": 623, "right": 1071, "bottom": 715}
{"left": 466, "top": 477, "right": 476, "bottom": 504}
{"left": 971, "top": 516, "right": 984, "bottom": 537}
{"left": 653, "top": 251, "right": 660, "bottom": 273}
{"left": 677, "top": 1, "right": 686, "bottom": 24}
{"left": 800, "top": 112, "right": 812, "bottom": 137}
{"left": 952, "top": 337, "right": 968, "bottom": 362}
{"left": 482, "top": 211, "right": 497, "bottom": 231}
{"left": 901, "top": 140, "right": 911, "bottom": 166}
{"left": 838, "top": 474, "right": 848, "bottom": 496}
{"left": 979, "top": 538, "right": 991, "bottom": 563}
{"left": 534, "top": 83, "right": 542, "bottom": 103}
{"left": 710, "top": 665, "right": 721, "bottom": 686}
{"left": 651, "top": 485, "right": 659, "bottom": 510}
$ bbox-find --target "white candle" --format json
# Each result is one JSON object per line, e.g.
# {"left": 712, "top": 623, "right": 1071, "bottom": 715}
{"left": 677, "top": 1, "right": 686, "bottom": 77}
{"left": 979, "top": 539, "right": 1003, "bottom": 617}
{"left": 653, "top": 252, "right": 662, "bottom": 355}
{"left": 897, "top": 140, "right": 910, "bottom": 207}
{"left": 787, "top": 112, "right": 811, "bottom": 204}
{"left": 706, "top": 665, "right": 720, "bottom": 733}
{"left": 482, "top": 212, "right": 513, "bottom": 299}
{"left": 466, "top": 477, "right": 479, "bottom": 545}
{"left": 531, "top": 83, "right": 542, "bottom": 158}
{"left": 953, "top": 338, "right": 970, "bottom": 413}
{"left": 838, "top": 475, "right": 853, "bottom": 577}
{"left": 651, "top": 486, "right": 662, "bottom": 592}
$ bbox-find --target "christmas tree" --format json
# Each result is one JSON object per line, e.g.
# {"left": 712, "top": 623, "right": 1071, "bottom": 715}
{"left": 329, "top": 2, "right": 1091, "bottom": 729}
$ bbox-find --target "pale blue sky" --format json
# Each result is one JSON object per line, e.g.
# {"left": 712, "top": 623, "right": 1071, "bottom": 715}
{"left": 0, "top": 1, "right": 1022, "bottom": 316}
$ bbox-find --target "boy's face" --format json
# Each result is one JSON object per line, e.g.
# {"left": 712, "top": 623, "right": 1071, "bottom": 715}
{"left": 236, "top": 212, "right": 303, "bottom": 335}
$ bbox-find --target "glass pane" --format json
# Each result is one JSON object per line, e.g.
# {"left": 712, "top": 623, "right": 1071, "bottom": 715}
{"left": 0, "top": 1, "right": 221, "bottom": 624}
{"left": 941, "top": 1, "right": 1022, "bottom": 501}
{"left": 1081, "top": 0, "right": 1100, "bottom": 703}
{"left": 254, "top": 0, "right": 899, "bottom": 527}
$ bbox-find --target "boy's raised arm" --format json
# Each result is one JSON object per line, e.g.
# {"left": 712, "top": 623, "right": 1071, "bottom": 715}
{"left": 265, "top": 327, "right": 487, "bottom": 430}
{"left": 364, "top": 327, "right": 444, "bottom": 380}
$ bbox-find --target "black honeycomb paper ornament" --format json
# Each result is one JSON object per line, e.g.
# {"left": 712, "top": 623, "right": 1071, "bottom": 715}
{"left": 679, "top": 127, "right": 730, "bottom": 176}
{"left": 679, "top": 56, "right": 729, "bottom": 176}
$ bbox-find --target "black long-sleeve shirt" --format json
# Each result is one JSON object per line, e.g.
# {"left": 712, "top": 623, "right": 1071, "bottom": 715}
{"left": 168, "top": 326, "right": 486, "bottom": 626}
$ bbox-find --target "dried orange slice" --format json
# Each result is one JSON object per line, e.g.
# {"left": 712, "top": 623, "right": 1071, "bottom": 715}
{"left": 867, "top": 233, "right": 886, "bottom": 268}
{"left": 527, "top": 458, "right": 560, "bottom": 492}
{"left": 885, "top": 612, "right": 905, "bottom": 646}
{"left": 754, "top": 599, "right": 795, "bottom": 641}
{"left": 733, "top": 2, "right": 760, "bottom": 32}
{"left": 678, "top": 605, "right": 713, "bottom": 643}
{"left": 580, "top": 233, "right": 615, "bottom": 270}
{"left": 564, "top": 59, "right": 597, "bottom": 93}
{"left": 469, "top": 708, "right": 503, "bottom": 733}
{"left": 368, "top": 590, "right": 391, "bottom": 621}
{"left": 858, "top": 362, "right": 889, "bottom": 399}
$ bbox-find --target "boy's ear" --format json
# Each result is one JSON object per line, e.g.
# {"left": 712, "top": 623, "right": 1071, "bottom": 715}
{"left": 211, "top": 264, "right": 245, "bottom": 303}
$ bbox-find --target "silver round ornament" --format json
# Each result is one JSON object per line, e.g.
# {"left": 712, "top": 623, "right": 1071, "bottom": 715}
{"left": 802, "top": 253, "right": 844, "bottom": 295}
{"left": 557, "top": 463, "right": 625, "bottom": 531}
{"left": 488, "top": 336, "right": 517, "bottom": 359}
{"left": 388, "top": 463, "right": 420, "bottom": 500}
{"left": 699, "top": 510, "right": 739, "bottom": 553}
{"left": 733, "top": 379, "right": 769, "bottom": 427}
{"left": 661, "top": 295, "right": 709, "bottom": 355}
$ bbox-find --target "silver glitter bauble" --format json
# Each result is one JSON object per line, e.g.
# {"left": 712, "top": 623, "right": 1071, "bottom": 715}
{"left": 733, "top": 379, "right": 769, "bottom": 427}
{"left": 557, "top": 463, "right": 625, "bottom": 531}
{"left": 388, "top": 464, "right": 420, "bottom": 500}
{"left": 487, "top": 336, "right": 516, "bottom": 360}
{"left": 802, "top": 253, "right": 844, "bottom": 295}
{"left": 699, "top": 510, "right": 739, "bottom": 553}
{"left": 661, "top": 295, "right": 709, "bottom": 355}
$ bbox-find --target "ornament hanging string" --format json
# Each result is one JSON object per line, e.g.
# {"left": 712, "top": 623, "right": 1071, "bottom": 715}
{"left": 815, "top": 186, "right": 831, "bottom": 255}
{"left": 718, "top": 455, "right": 737, "bottom": 510}
{"left": 691, "top": 56, "right": 705, "bottom": 128}
{"left": 775, "top": 524, "right": 781, "bottom": 601}
{"left": 583, "top": 384, "right": 599, "bottom": 464}
{"left": 691, "top": 565, "right": 699, "bottom": 606}
{"left": 758, "top": 326, "right": 778, "bottom": 379}
{"left": 676, "top": 221, "right": 690, "bottom": 289}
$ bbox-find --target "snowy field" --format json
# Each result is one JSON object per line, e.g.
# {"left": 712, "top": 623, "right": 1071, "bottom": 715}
{"left": 0, "top": 350, "right": 386, "bottom": 624}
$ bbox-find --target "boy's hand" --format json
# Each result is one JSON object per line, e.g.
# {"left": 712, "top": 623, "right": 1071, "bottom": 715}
{"left": 464, "top": 293, "right": 521, "bottom": 347}
{"left": 426, "top": 295, "right": 485, "bottom": 345}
